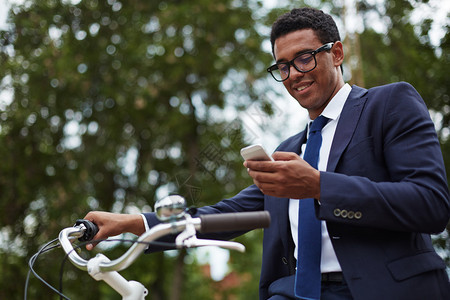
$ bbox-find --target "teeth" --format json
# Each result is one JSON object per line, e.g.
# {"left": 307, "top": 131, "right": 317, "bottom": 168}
{"left": 296, "top": 83, "right": 312, "bottom": 91}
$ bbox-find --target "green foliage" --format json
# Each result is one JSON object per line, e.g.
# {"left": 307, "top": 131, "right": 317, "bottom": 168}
{"left": 1, "top": 0, "right": 449, "bottom": 299}
{"left": 0, "top": 0, "right": 270, "bottom": 298}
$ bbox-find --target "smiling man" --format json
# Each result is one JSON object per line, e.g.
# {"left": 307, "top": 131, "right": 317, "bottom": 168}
{"left": 84, "top": 7, "right": 450, "bottom": 300}
{"left": 270, "top": 33, "right": 342, "bottom": 120}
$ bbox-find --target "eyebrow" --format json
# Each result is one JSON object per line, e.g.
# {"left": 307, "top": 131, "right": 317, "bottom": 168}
{"left": 275, "top": 48, "right": 315, "bottom": 64}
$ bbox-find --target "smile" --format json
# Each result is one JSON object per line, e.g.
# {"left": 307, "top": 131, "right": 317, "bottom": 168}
{"left": 295, "top": 82, "right": 313, "bottom": 92}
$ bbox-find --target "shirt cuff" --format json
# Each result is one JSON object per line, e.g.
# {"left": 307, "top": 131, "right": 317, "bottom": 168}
{"left": 141, "top": 214, "right": 150, "bottom": 232}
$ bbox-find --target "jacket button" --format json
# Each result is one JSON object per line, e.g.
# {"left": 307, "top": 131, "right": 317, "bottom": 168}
{"left": 355, "top": 211, "right": 362, "bottom": 219}
{"left": 282, "top": 257, "right": 288, "bottom": 265}
{"left": 347, "top": 211, "right": 355, "bottom": 219}
{"left": 340, "top": 210, "right": 348, "bottom": 218}
{"left": 333, "top": 209, "right": 341, "bottom": 216}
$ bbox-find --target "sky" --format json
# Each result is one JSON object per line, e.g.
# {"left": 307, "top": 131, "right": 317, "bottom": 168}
{"left": 0, "top": 1, "right": 9, "bottom": 30}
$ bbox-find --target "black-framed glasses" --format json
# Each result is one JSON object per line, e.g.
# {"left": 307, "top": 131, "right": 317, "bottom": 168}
{"left": 267, "top": 42, "right": 334, "bottom": 82}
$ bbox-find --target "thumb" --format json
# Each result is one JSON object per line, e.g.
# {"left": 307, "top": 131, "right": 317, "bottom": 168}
{"left": 272, "top": 151, "right": 299, "bottom": 161}
{"left": 85, "top": 237, "right": 101, "bottom": 250}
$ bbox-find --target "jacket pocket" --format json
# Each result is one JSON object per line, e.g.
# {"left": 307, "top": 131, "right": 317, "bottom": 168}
{"left": 387, "top": 251, "right": 446, "bottom": 281}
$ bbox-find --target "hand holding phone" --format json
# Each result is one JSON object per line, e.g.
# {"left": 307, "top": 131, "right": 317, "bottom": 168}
{"left": 240, "top": 144, "right": 274, "bottom": 161}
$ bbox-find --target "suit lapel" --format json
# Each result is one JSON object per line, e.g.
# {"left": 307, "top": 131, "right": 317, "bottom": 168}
{"left": 286, "top": 130, "right": 308, "bottom": 155}
{"left": 327, "top": 85, "right": 368, "bottom": 172}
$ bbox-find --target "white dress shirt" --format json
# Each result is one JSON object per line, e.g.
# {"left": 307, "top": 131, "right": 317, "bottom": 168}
{"left": 289, "top": 83, "right": 352, "bottom": 273}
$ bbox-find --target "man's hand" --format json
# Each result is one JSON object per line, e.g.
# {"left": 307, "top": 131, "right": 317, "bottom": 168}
{"left": 82, "top": 211, "right": 145, "bottom": 250}
{"left": 244, "top": 151, "right": 321, "bottom": 200}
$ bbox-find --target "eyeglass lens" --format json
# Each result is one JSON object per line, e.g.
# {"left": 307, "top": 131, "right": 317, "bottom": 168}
{"left": 275, "top": 54, "right": 316, "bottom": 81}
{"left": 268, "top": 43, "right": 334, "bottom": 82}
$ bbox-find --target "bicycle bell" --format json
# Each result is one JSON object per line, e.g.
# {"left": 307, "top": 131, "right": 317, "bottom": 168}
{"left": 155, "top": 194, "right": 187, "bottom": 222}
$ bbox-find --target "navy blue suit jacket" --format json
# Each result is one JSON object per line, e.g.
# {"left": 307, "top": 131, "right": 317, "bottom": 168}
{"left": 145, "top": 82, "right": 450, "bottom": 299}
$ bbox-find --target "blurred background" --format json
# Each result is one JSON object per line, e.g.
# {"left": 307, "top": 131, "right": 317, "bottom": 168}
{"left": 0, "top": 0, "right": 449, "bottom": 299}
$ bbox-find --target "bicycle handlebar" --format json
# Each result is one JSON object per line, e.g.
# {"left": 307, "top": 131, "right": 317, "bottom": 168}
{"left": 199, "top": 211, "right": 271, "bottom": 233}
{"left": 74, "top": 219, "right": 99, "bottom": 241}
{"left": 59, "top": 211, "right": 271, "bottom": 273}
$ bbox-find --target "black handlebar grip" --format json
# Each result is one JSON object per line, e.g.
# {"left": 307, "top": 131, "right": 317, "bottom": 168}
{"left": 199, "top": 211, "right": 271, "bottom": 234}
{"left": 75, "top": 219, "right": 99, "bottom": 242}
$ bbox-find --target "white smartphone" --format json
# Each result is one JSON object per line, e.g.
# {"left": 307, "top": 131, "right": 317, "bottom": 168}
{"left": 240, "top": 144, "right": 274, "bottom": 161}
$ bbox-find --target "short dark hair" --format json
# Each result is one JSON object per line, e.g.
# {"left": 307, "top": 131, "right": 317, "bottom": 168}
{"left": 270, "top": 7, "right": 341, "bottom": 56}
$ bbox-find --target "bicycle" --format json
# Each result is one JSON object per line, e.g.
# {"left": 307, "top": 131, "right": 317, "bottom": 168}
{"left": 25, "top": 195, "right": 271, "bottom": 299}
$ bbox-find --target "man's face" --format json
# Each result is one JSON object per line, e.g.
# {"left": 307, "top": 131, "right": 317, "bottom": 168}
{"left": 273, "top": 29, "right": 344, "bottom": 119}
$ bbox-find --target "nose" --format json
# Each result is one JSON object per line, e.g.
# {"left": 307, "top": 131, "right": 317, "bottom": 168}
{"left": 288, "top": 64, "right": 305, "bottom": 81}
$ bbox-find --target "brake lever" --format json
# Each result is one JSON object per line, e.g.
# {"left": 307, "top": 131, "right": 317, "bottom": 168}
{"left": 187, "top": 238, "right": 245, "bottom": 252}
{"left": 175, "top": 215, "right": 245, "bottom": 252}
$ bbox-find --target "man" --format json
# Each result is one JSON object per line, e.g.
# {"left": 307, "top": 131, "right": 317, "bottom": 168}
{"left": 84, "top": 7, "right": 450, "bottom": 300}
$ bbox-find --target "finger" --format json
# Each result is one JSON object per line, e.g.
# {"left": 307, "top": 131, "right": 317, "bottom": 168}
{"left": 83, "top": 211, "right": 96, "bottom": 220}
{"left": 85, "top": 233, "right": 101, "bottom": 250}
{"left": 272, "top": 151, "right": 299, "bottom": 161}
{"left": 255, "top": 183, "right": 277, "bottom": 196}
{"left": 248, "top": 168, "right": 278, "bottom": 184}
{"left": 245, "top": 160, "right": 276, "bottom": 172}
{"left": 85, "top": 231, "right": 105, "bottom": 250}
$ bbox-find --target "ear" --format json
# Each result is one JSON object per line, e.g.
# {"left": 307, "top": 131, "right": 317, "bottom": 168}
{"left": 332, "top": 41, "right": 344, "bottom": 67}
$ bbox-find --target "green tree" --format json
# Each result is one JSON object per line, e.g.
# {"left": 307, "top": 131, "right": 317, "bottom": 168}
{"left": 0, "top": 0, "right": 273, "bottom": 298}
{"left": 1, "top": 0, "right": 449, "bottom": 299}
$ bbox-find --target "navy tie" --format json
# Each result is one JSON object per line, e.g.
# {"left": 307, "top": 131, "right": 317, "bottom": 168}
{"left": 295, "top": 115, "right": 329, "bottom": 300}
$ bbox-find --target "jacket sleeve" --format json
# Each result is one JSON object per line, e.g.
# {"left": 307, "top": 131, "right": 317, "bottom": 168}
{"left": 318, "top": 82, "right": 450, "bottom": 234}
